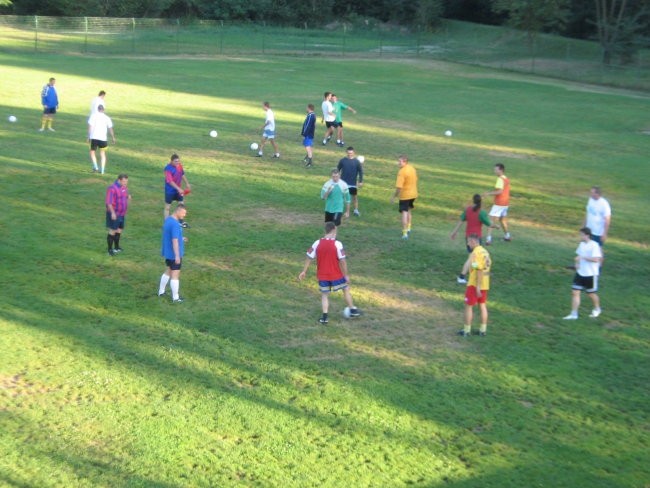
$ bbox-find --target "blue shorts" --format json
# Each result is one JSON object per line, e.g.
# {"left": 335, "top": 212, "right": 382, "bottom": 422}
{"left": 303, "top": 136, "right": 313, "bottom": 147}
{"left": 165, "top": 258, "right": 182, "bottom": 271}
{"left": 263, "top": 129, "right": 275, "bottom": 139}
{"left": 43, "top": 107, "right": 56, "bottom": 115}
{"left": 318, "top": 277, "right": 347, "bottom": 293}
{"left": 165, "top": 191, "right": 184, "bottom": 205}
{"left": 106, "top": 212, "right": 125, "bottom": 231}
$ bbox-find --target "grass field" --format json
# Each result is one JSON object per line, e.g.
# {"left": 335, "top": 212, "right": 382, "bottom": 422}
{"left": 1, "top": 52, "right": 649, "bottom": 487}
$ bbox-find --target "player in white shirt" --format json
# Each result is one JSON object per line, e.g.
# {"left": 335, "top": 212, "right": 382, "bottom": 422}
{"left": 563, "top": 227, "right": 603, "bottom": 320}
{"left": 90, "top": 90, "right": 106, "bottom": 116}
{"left": 87, "top": 104, "right": 116, "bottom": 174}
{"left": 256, "top": 101, "right": 280, "bottom": 158}
{"left": 321, "top": 91, "right": 336, "bottom": 145}
{"left": 584, "top": 186, "right": 611, "bottom": 245}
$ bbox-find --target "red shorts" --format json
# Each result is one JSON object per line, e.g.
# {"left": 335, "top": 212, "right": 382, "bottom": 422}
{"left": 465, "top": 286, "right": 488, "bottom": 306}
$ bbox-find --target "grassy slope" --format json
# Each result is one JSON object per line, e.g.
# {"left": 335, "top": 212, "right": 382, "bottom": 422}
{"left": 0, "top": 53, "right": 649, "bottom": 487}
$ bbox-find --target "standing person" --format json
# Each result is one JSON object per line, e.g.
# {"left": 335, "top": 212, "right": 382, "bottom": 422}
{"left": 584, "top": 186, "right": 611, "bottom": 246}
{"left": 337, "top": 147, "right": 364, "bottom": 217}
{"left": 105, "top": 174, "right": 130, "bottom": 256}
{"left": 301, "top": 103, "right": 316, "bottom": 168}
{"left": 163, "top": 154, "right": 191, "bottom": 227}
{"left": 90, "top": 90, "right": 106, "bottom": 116}
{"left": 298, "top": 221, "right": 362, "bottom": 324}
{"left": 321, "top": 168, "right": 351, "bottom": 227}
{"left": 450, "top": 194, "right": 493, "bottom": 283}
{"left": 256, "top": 101, "right": 280, "bottom": 159}
{"left": 331, "top": 94, "right": 357, "bottom": 147}
{"left": 321, "top": 91, "right": 336, "bottom": 145}
{"left": 39, "top": 77, "right": 58, "bottom": 132}
{"left": 390, "top": 155, "right": 418, "bottom": 240}
{"left": 87, "top": 105, "right": 116, "bottom": 175}
{"left": 458, "top": 234, "right": 492, "bottom": 337}
{"left": 158, "top": 203, "right": 188, "bottom": 303}
{"left": 484, "top": 163, "right": 511, "bottom": 244}
{"left": 563, "top": 227, "right": 603, "bottom": 320}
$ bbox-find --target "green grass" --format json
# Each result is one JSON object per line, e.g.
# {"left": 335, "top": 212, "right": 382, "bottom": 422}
{"left": 1, "top": 52, "right": 649, "bottom": 487}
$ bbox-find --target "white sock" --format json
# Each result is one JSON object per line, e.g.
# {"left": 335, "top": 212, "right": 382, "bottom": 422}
{"left": 170, "top": 279, "right": 180, "bottom": 300}
{"left": 159, "top": 274, "right": 170, "bottom": 294}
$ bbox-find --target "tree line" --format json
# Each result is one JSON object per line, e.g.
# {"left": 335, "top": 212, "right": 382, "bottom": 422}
{"left": 1, "top": 0, "right": 648, "bottom": 64}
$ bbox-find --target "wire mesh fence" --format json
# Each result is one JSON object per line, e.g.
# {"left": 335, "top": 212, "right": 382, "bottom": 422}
{"left": 1, "top": 15, "right": 648, "bottom": 90}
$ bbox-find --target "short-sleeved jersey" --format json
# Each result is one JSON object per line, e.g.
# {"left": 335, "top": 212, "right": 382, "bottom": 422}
{"left": 88, "top": 112, "right": 113, "bottom": 141}
{"left": 460, "top": 206, "right": 491, "bottom": 237}
{"left": 264, "top": 108, "right": 276, "bottom": 132}
{"left": 468, "top": 245, "right": 491, "bottom": 290}
{"left": 337, "top": 157, "right": 363, "bottom": 188}
{"left": 576, "top": 239, "right": 602, "bottom": 277}
{"left": 333, "top": 101, "right": 349, "bottom": 123}
{"left": 322, "top": 100, "right": 335, "bottom": 122}
{"left": 105, "top": 180, "right": 129, "bottom": 216}
{"left": 302, "top": 112, "right": 316, "bottom": 138}
{"left": 90, "top": 97, "right": 105, "bottom": 116}
{"left": 164, "top": 163, "right": 184, "bottom": 194}
{"left": 321, "top": 179, "right": 351, "bottom": 213}
{"left": 162, "top": 217, "right": 184, "bottom": 259}
{"left": 306, "top": 237, "right": 346, "bottom": 281}
{"left": 494, "top": 175, "right": 510, "bottom": 206}
{"left": 585, "top": 197, "right": 611, "bottom": 237}
{"left": 396, "top": 164, "right": 418, "bottom": 200}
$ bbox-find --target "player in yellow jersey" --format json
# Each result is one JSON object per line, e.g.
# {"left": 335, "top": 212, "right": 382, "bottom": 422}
{"left": 458, "top": 234, "right": 491, "bottom": 337}
{"left": 390, "top": 155, "right": 418, "bottom": 239}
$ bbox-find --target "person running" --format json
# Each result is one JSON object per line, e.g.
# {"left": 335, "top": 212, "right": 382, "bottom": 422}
{"left": 337, "top": 147, "right": 364, "bottom": 217}
{"left": 458, "top": 234, "right": 492, "bottom": 337}
{"left": 331, "top": 94, "right": 357, "bottom": 147}
{"left": 163, "top": 154, "right": 191, "bottom": 227}
{"left": 484, "top": 163, "right": 511, "bottom": 243}
{"left": 390, "top": 155, "right": 418, "bottom": 240}
{"left": 105, "top": 174, "right": 130, "bottom": 256}
{"left": 321, "top": 168, "right": 351, "bottom": 227}
{"left": 450, "top": 194, "right": 493, "bottom": 283}
{"left": 563, "top": 227, "right": 603, "bottom": 320}
{"left": 39, "top": 77, "right": 58, "bottom": 132}
{"left": 301, "top": 104, "right": 316, "bottom": 168}
{"left": 158, "top": 203, "right": 188, "bottom": 303}
{"left": 256, "top": 101, "right": 280, "bottom": 159}
{"left": 321, "top": 91, "right": 336, "bottom": 145}
{"left": 87, "top": 105, "right": 116, "bottom": 175}
{"left": 298, "top": 221, "right": 362, "bottom": 324}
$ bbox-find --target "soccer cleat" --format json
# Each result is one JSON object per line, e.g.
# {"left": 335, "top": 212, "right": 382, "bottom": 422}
{"left": 485, "top": 236, "right": 492, "bottom": 245}
{"left": 349, "top": 308, "right": 362, "bottom": 317}
{"left": 180, "top": 221, "right": 190, "bottom": 229}
{"left": 322, "top": 140, "right": 328, "bottom": 145}
{"left": 589, "top": 309, "right": 602, "bottom": 318}
{"left": 108, "top": 249, "right": 115, "bottom": 256}
{"left": 401, "top": 233, "right": 409, "bottom": 240}
{"left": 38, "top": 128, "right": 45, "bottom": 132}
{"left": 172, "top": 297, "right": 185, "bottom": 303}
{"left": 457, "top": 329, "right": 471, "bottom": 337}
{"left": 255, "top": 153, "right": 263, "bottom": 157}
{"left": 92, "top": 168, "right": 98, "bottom": 173}
{"left": 353, "top": 209, "right": 360, "bottom": 217}
{"left": 48, "top": 127, "right": 55, "bottom": 132}
{"left": 563, "top": 313, "right": 578, "bottom": 320}
{"left": 479, "top": 332, "right": 486, "bottom": 337}
{"left": 457, "top": 275, "right": 467, "bottom": 284}
{"left": 272, "top": 153, "right": 280, "bottom": 158}
{"left": 157, "top": 292, "right": 166, "bottom": 297}
{"left": 503, "top": 235, "right": 512, "bottom": 242}
{"left": 319, "top": 314, "right": 328, "bottom": 324}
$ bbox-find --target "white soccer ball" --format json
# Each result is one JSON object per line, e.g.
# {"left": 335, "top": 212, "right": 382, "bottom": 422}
{"left": 357, "top": 155, "right": 365, "bottom": 164}
{"left": 343, "top": 307, "right": 351, "bottom": 319}
{"left": 209, "top": 130, "right": 218, "bottom": 138}
{"left": 250, "top": 142, "right": 259, "bottom": 151}
{"left": 444, "top": 130, "right": 453, "bottom": 137}
{"left": 8, "top": 115, "right": 17, "bottom": 123}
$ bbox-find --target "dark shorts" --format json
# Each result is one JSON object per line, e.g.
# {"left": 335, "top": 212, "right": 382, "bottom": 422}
{"left": 572, "top": 273, "right": 598, "bottom": 293}
{"left": 591, "top": 235, "right": 604, "bottom": 246}
{"left": 325, "top": 212, "right": 342, "bottom": 226}
{"left": 106, "top": 212, "right": 125, "bottom": 231}
{"left": 337, "top": 122, "right": 344, "bottom": 128}
{"left": 43, "top": 107, "right": 56, "bottom": 115}
{"left": 465, "top": 286, "right": 488, "bottom": 306}
{"left": 325, "top": 121, "right": 338, "bottom": 129}
{"left": 318, "top": 277, "right": 348, "bottom": 293}
{"left": 165, "top": 191, "right": 184, "bottom": 205}
{"left": 398, "top": 199, "right": 416, "bottom": 212}
{"left": 90, "top": 139, "right": 108, "bottom": 150}
{"left": 348, "top": 187, "right": 358, "bottom": 196}
{"left": 165, "top": 258, "right": 182, "bottom": 271}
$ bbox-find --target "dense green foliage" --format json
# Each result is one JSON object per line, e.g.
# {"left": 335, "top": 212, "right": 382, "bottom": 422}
{"left": 1, "top": 51, "right": 649, "bottom": 487}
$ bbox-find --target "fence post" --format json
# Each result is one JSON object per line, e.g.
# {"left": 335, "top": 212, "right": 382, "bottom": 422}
{"left": 132, "top": 18, "right": 136, "bottom": 53}
{"left": 34, "top": 15, "right": 38, "bottom": 52}
{"left": 176, "top": 18, "right": 180, "bottom": 54}
{"left": 342, "top": 24, "right": 346, "bottom": 57}
{"left": 84, "top": 17, "right": 88, "bottom": 53}
{"left": 220, "top": 20, "right": 224, "bottom": 54}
